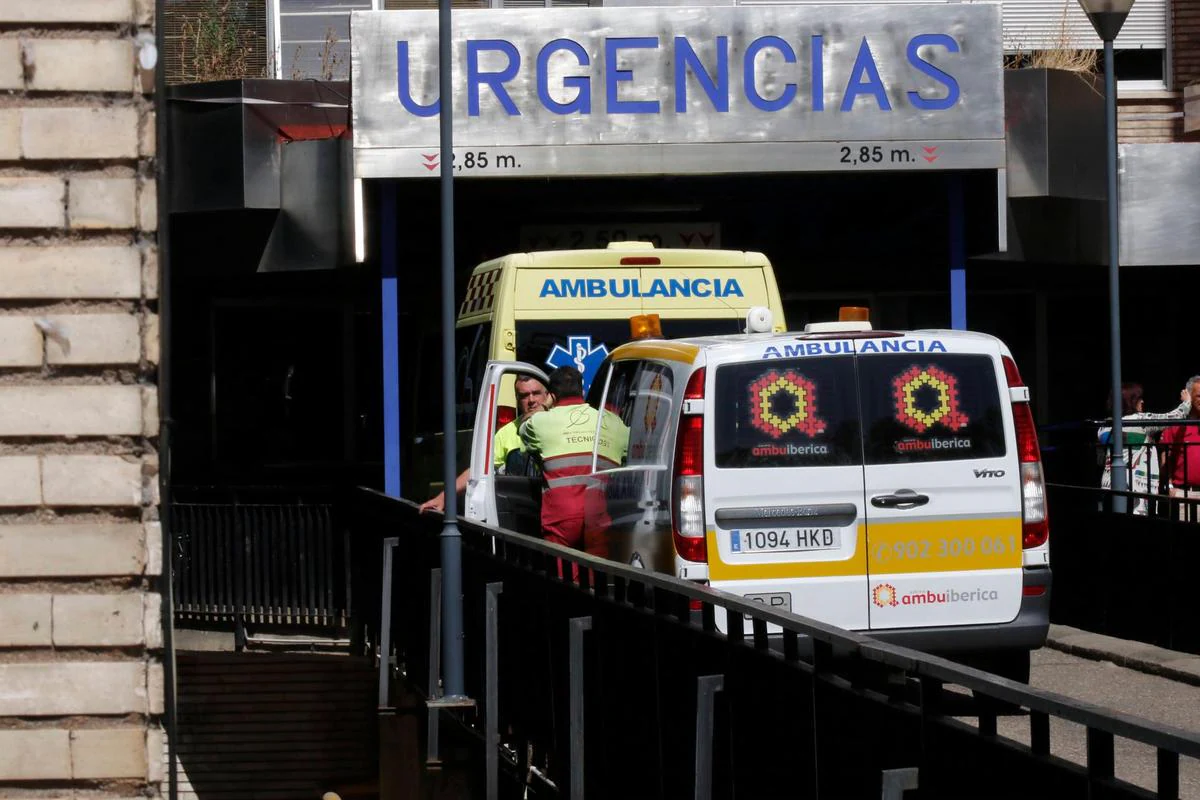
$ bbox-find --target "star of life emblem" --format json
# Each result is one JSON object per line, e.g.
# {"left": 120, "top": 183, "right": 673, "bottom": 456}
{"left": 545, "top": 335, "right": 609, "bottom": 393}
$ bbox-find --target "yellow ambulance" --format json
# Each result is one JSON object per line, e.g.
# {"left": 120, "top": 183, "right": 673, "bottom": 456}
{"left": 410, "top": 242, "right": 786, "bottom": 498}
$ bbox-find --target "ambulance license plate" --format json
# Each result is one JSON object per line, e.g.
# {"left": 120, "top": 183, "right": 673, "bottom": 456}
{"left": 730, "top": 527, "right": 841, "bottom": 553}
{"left": 744, "top": 592, "right": 792, "bottom": 612}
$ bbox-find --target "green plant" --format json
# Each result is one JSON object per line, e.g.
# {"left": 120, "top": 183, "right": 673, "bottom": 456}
{"left": 176, "top": 0, "right": 266, "bottom": 83}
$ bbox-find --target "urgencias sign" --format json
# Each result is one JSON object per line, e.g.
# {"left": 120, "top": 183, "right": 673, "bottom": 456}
{"left": 351, "top": 5, "right": 1004, "bottom": 176}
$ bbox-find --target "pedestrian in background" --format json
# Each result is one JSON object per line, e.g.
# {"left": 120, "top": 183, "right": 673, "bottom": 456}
{"left": 1159, "top": 377, "right": 1200, "bottom": 521}
{"left": 1098, "top": 382, "right": 1180, "bottom": 515}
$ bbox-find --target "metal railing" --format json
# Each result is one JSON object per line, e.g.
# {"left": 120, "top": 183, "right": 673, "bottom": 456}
{"left": 1048, "top": 481, "right": 1200, "bottom": 656}
{"left": 1042, "top": 418, "right": 1200, "bottom": 520}
{"left": 171, "top": 491, "right": 349, "bottom": 630}
{"left": 357, "top": 488, "right": 1200, "bottom": 800}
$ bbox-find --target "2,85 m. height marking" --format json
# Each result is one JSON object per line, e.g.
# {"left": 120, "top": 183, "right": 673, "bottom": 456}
{"left": 838, "top": 144, "right": 940, "bottom": 166}
{"left": 421, "top": 151, "right": 522, "bottom": 172}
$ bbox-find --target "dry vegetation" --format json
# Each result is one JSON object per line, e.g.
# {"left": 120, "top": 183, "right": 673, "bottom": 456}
{"left": 290, "top": 27, "right": 344, "bottom": 81}
{"left": 1005, "top": 0, "right": 1100, "bottom": 74}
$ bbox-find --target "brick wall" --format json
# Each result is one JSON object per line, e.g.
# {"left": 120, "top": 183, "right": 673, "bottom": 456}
{"left": 0, "top": 1, "right": 162, "bottom": 797}
{"left": 1117, "top": 95, "right": 1183, "bottom": 142}
{"left": 1176, "top": 0, "right": 1200, "bottom": 139}
{"left": 1175, "top": 0, "right": 1200, "bottom": 89}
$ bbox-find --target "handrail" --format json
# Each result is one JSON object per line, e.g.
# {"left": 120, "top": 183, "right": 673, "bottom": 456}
{"left": 359, "top": 487, "right": 1200, "bottom": 761}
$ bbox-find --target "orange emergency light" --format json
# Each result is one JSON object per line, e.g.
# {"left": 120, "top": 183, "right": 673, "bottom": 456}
{"left": 839, "top": 306, "right": 871, "bottom": 323}
{"left": 629, "top": 313, "right": 663, "bottom": 340}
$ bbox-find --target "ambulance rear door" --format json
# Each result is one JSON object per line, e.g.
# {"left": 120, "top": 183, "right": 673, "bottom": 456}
{"left": 465, "top": 360, "right": 549, "bottom": 538}
{"left": 857, "top": 334, "right": 1023, "bottom": 631}
{"left": 705, "top": 339, "right": 868, "bottom": 632}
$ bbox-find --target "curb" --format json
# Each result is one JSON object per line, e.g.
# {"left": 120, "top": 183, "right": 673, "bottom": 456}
{"left": 1045, "top": 624, "right": 1200, "bottom": 688}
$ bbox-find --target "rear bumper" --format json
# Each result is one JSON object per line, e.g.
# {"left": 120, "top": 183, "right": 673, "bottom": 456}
{"left": 867, "top": 566, "right": 1051, "bottom": 655}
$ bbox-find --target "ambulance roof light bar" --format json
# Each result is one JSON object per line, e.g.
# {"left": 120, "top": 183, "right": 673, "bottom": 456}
{"left": 803, "top": 306, "right": 873, "bottom": 334}
{"left": 630, "top": 313, "right": 663, "bottom": 340}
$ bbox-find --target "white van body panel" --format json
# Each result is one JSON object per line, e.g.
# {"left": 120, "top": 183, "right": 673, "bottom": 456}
{"left": 857, "top": 332, "right": 1023, "bottom": 630}
{"left": 700, "top": 340, "right": 869, "bottom": 635}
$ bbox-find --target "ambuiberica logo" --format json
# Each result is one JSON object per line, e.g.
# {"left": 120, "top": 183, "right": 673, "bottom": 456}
{"left": 872, "top": 583, "right": 999, "bottom": 608}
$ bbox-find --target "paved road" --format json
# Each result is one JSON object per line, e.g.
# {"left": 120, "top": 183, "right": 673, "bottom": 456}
{"left": 982, "top": 648, "right": 1200, "bottom": 798}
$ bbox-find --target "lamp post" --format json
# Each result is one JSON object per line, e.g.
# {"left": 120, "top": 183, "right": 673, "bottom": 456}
{"left": 437, "top": 0, "right": 468, "bottom": 703}
{"left": 1078, "top": 0, "right": 1135, "bottom": 513}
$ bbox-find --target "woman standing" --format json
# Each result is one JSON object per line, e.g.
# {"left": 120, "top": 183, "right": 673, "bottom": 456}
{"left": 1099, "top": 382, "right": 1183, "bottom": 515}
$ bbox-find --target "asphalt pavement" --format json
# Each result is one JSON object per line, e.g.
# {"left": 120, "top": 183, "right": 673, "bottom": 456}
{"left": 1003, "top": 626, "right": 1200, "bottom": 798}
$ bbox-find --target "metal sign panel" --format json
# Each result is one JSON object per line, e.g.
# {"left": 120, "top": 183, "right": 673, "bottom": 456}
{"left": 1119, "top": 144, "right": 1200, "bottom": 267}
{"left": 351, "top": 4, "right": 1004, "bottom": 178}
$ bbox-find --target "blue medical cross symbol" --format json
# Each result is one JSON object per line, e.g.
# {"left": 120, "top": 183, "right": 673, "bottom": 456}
{"left": 545, "top": 335, "right": 609, "bottom": 393}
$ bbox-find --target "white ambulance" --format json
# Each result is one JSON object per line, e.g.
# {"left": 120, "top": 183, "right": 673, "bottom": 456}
{"left": 467, "top": 308, "right": 1051, "bottom": 680}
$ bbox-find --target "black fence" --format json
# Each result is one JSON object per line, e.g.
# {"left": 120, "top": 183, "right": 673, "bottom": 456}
{"left": 1048, "top": 482, "right": 1200, "bottom": 655}
{"left": 356, "top": 488, "right": 1200, "bottom": 800}
{"left": 1042, "top": 418, "right": 1200, "bottom": 522}
{"left": 170, "top": 489, "right": 350, "bottom": 630}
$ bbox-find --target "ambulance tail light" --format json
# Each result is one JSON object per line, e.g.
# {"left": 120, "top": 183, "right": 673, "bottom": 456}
{"left": 683, "top": 367, "right": 706, "bottom": 401}
{"left": 1004, "top": 356, "right": 1049, "bottom": 549}
{"left": 673, "top": 368, "right": 707, "bottom": 563}
{"left": 496, "top": 405, "right": 517, "bottom": 431}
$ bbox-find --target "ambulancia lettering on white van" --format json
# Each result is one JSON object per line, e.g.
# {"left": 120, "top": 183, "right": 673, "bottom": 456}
{"left": 538, "top": 277, "right": 745, "bottom": 299}
{"left": 760, "top": 339, "right": 947, "bottom": 359}
{"left": 762, "top": 341, "right": 853, "bottom": 359}
{"left": 858, "top": 339, "right": 947, "bottom": 353}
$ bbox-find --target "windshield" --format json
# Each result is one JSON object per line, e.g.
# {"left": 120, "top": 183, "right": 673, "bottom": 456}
{"left": 515, "top": 318, "right": 743, "bottom": 394}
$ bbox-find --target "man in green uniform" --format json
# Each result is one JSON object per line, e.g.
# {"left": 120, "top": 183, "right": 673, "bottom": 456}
{"left": 521, "top": 366, "right": 628, "bottom": 548}
{"left": 419, "top": 373, "right": 549, "bottom": 513}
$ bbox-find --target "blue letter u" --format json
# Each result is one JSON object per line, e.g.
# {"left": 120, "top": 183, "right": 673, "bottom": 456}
{"left": 397, "top": 41, "right": 439, "bottom": 117}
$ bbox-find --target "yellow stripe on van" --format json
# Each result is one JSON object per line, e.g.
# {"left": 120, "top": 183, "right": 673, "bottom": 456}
{"left": 611, "top": 341, "right": 701, "bottom": 365}
{"left": 866, "top": 517, "right": 1022, "bottom": 574}
{"left": 706, "top": 525, "right": 867, "bottom": 581}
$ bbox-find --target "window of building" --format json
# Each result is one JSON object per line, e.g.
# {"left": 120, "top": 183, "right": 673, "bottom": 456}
{"left": 736, "top": 0, "right": 1170, "bottom": 89}
{"left": 273, "top": 0, "right": 369, "bottom": 81}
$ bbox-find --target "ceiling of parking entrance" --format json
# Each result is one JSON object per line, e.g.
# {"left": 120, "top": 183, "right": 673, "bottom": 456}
{"left": 351, "top": 4, "right": 1005, "bottom": 180}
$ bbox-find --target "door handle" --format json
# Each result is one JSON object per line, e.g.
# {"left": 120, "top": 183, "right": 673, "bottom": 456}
{"left": 871, "top": 491, "right": 930, "bottom": 510}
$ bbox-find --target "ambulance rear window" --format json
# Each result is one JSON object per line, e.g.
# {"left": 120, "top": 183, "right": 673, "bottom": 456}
{"left": 713, "top": 357, "right": 862, "bottom": 468}
{"left": 858, "top": 354, "right": 1006, "bottom": 464}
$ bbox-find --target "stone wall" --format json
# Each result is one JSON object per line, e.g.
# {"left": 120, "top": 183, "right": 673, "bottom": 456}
{"left": 0, "top": 1, "right": 163, "bottom": 797}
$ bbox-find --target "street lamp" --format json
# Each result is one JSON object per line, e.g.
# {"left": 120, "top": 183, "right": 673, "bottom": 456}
{"left": 1078, "top": 0, "right": 1134, "bottom": 512}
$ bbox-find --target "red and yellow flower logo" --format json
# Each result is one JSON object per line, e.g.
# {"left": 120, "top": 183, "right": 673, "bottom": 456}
{"left": 872, "top": 583, "right": 899, "bottom": 608}
{"left": 892, "top": 365, "right": 969, "bottom": 433}
{"left": 748, "top": 370, "right": 826, "bottom": 439}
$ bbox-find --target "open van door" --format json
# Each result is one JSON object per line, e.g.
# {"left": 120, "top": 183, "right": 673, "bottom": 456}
{"left": 465, "top": 361, "right": 550, "bottom": 537}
